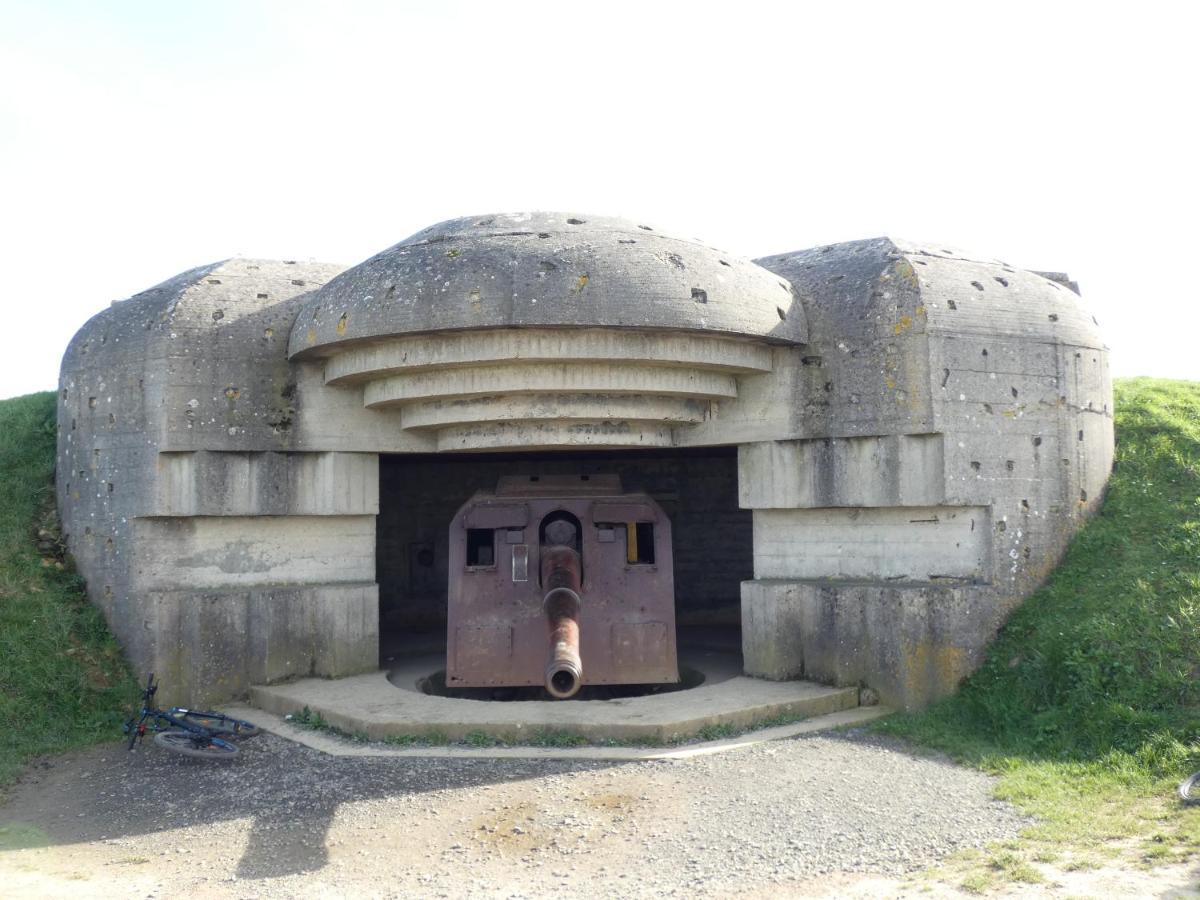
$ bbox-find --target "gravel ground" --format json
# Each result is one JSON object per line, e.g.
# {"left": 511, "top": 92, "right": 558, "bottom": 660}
{"left": 0, "top": 729, "right": 1027, "bottom": 898}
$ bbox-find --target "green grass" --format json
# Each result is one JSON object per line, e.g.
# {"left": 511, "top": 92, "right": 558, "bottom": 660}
{"left": 0, "top": 392, "right": 135, "bottom": 788}
{"left": 877, "top": 377, "right": 1200, "bottom": 877}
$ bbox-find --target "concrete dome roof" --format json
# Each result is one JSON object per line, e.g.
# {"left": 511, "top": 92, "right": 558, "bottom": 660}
{"left": 289, "top": 212, "right": 806, "bottom": 358}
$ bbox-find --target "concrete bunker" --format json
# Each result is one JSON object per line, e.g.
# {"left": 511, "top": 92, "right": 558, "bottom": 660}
{"left": 57, "top": 213, "right": 1114, "bottom": 712}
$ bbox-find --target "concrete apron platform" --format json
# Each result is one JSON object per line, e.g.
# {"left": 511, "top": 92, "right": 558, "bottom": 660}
{"left": 248, "top": 646, "right": 867, "bottom": 745}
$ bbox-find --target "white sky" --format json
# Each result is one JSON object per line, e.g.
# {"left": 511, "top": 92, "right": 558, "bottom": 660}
{"left": 1, "top": 1, "right": 1197, "bottom": 399}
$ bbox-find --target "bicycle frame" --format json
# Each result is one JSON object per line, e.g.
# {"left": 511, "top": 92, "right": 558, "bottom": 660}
{"left": 124, "top": 673, "right": 216, "bottom": 749}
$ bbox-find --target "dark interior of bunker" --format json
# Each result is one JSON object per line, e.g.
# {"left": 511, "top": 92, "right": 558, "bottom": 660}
{"left": 376, "top": 448, "right": 752, "bottom": 663}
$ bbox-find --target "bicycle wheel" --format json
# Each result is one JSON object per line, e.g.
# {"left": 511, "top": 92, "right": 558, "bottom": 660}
{"left": 153, "top": 729, "right": 239, "bottom": 761}
{"left": 1179, "top": 772, "right": 1200, "bottom": 805}
{"left": 176, "top": 712, "right": 261, "bottom": 739}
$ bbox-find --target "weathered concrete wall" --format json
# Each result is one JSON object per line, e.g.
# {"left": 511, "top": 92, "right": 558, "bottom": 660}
{"left": 739, "top": 239, "right": 1112, "bottom": 708}
{"left": 58, "top": 217, "right": 1112, "bottom": 710}
{"left": 58, "top": 260, "right": 383, "bottom": 705}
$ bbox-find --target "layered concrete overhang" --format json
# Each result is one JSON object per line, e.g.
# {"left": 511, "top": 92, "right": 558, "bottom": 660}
{"left": 286, "top": 213, "right": 807, "bottom": 450}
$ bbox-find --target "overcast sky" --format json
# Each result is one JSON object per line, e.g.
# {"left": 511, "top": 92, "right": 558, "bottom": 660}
{"left": 1, "top": 1, "right": 1196, "bottom": 399}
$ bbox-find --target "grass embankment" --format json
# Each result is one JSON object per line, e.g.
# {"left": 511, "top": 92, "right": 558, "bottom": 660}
{"left": 879, "top": 377, "right": 1200, "bottom": 887}
{"left": 0, "top": 392, "right": 134, "bottom": 788}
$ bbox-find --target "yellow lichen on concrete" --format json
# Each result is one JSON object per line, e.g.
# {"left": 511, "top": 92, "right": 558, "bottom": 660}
{"left": 902, "top": 640, "right": 970, "bottom": 706}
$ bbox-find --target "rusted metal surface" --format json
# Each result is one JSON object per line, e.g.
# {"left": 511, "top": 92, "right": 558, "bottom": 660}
{"left": 541, "top": 545, "right": 583, "bottom": 698}
{"left": 446, "top": 474, "right": 679, "bottom": 694}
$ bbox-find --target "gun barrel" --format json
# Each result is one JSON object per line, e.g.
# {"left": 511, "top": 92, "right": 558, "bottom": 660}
{"left": 541, "top": 546, "right": 583, "bottom": 699}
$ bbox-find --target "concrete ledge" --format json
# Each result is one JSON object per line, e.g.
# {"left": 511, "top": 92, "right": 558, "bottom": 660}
{"left": 248, "top": 658, "right": 860, "bottom": 745}
{"left": 224, "top": 702, "right": 893, "bottom": 761}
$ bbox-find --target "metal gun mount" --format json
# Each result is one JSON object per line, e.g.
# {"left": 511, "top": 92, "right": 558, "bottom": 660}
{"left": 446, "top": 474, "right": 680, "bottom": 698}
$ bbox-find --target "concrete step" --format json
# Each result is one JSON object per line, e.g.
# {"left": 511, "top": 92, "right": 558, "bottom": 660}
{"left": 248, "top": 649, "right": 862, "bottom": 745}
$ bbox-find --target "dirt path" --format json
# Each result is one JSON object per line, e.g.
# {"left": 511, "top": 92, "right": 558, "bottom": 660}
{"left": 0, "top": 732, "right": 1194, "bottom": 898}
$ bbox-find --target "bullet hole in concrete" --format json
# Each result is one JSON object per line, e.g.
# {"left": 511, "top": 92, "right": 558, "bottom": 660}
{"left": 540, "top": 261, "right": 558, "bottom": 272}
{"left": 107, "top": 482, "right": 114, "bottom": 493}
{"left": 537, "top": 233, "right": 551, "bottom": 239}
{"left": 264, "top": 327, "right": 274, "bottom": 339}
{"left": 691, "top": 288, "right": 708, "bottom": 304}
{"left": 824, "top": 382, "right": 833, "bottom": 392}
{"left": 108, "top": 413, "right": 115, "bottom": 424}
{"left": 1074, "top": 351, "right": 1082, "bottom": 359}
{"left": 970, "top": 461, "right": 981, "bottom": 471}
{"left": 1048, "top": 313, "right": 1059, "bottom": 322}
{"left": 638, "top": 224, "right": 653, "bottom": 231}
{"left": 997, "top": 520, "right": 1007, "bottom": 532}
{"left": 567, "top": 218, "right": 586, "bottom": 225}
{"left": 1021, "top": 499, "right": 1030, "bottom": 510}
{"left": 970, "top": 281, "right": 984, "bottom": 291}
{"left": 104, "top": 585, "right": 112, "bottom": 598}
{"left": 224, "top": 386, "right": 241, "bottom": 401}
{"left": 947, "top": 299, "right": 958, "bottom": 310}
{"left": 1078, "top": 430, "right": 1084, "bottom": 441}
{"left": 981, "top": 348, "right": 988, "bottom": 356}
{"left": 667, "top": 253, "right": 686, "bottom": 269}
{"left": 941, "top": 368, "right": 950, "bottom": 387}
{"left": 1006, "top": 460, "right": 1015, "bottom": 471}
{"left": 61, "top": 388, "right": 68, "bottom": 401}
{"left": 1080, "top": 490, "right": 1088, "bottom": 502}
{"left": 71, "top": 419, "right": 76, "bottom": 430}
{"left": 88, "top": 397, "right": 97, "bottom": 409}
{"left": 1011, "top": 387, "right": 1019, "bottom": 398}
{"left": 801, "top": 356, "right": 823, "bottom": 367}
{"left": 257, "top": 293, "right": 269, "bottom": 300}
{"left": 336, "top": 313, "right": 348, "bottom": 336}
{"left": 1023, "top": 546, "right": 1031, "bottom": 559}
{"left": 85, "top": 527, "right": 91, "bottom": 536}
{"left": 776, "top": 306, "right": 787, "bottom": 321}
{"left": 994, "top": 277, "right": 1009, "bottom": 287}
{"left": 983, "top": 402, "right": 993, "bottom": 414}
{"left": 719, "top": 259, "right": 731, "bottom": 267}
{"left": 386, "top": 285, "right": 396, "bottom": 299}
{"left": 212, "top": 310, "right": 225, "bottom": 322}
{"left": 292, "top": 279, "right": 306, "bottom": 287}
{"left": 618, "top": 239, "right": 637, "bottom": 244}
{"left": 106, "top": 537, "right": 113, "bottom": 550}
{"left": 1033, "top": 436, "right": 1043, "bottom": 446}
{"left": 206, "top": 279, "right": 222, "bottom": 285}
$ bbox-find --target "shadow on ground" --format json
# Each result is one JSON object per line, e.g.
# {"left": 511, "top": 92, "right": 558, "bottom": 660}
{"left": 0, "top": 733, "right": 622, "bottom": 880}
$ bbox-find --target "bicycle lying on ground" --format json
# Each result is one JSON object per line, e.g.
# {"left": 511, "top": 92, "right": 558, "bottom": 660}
{"left": 123, "top": 673, "right": 260, "bottom": 760}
